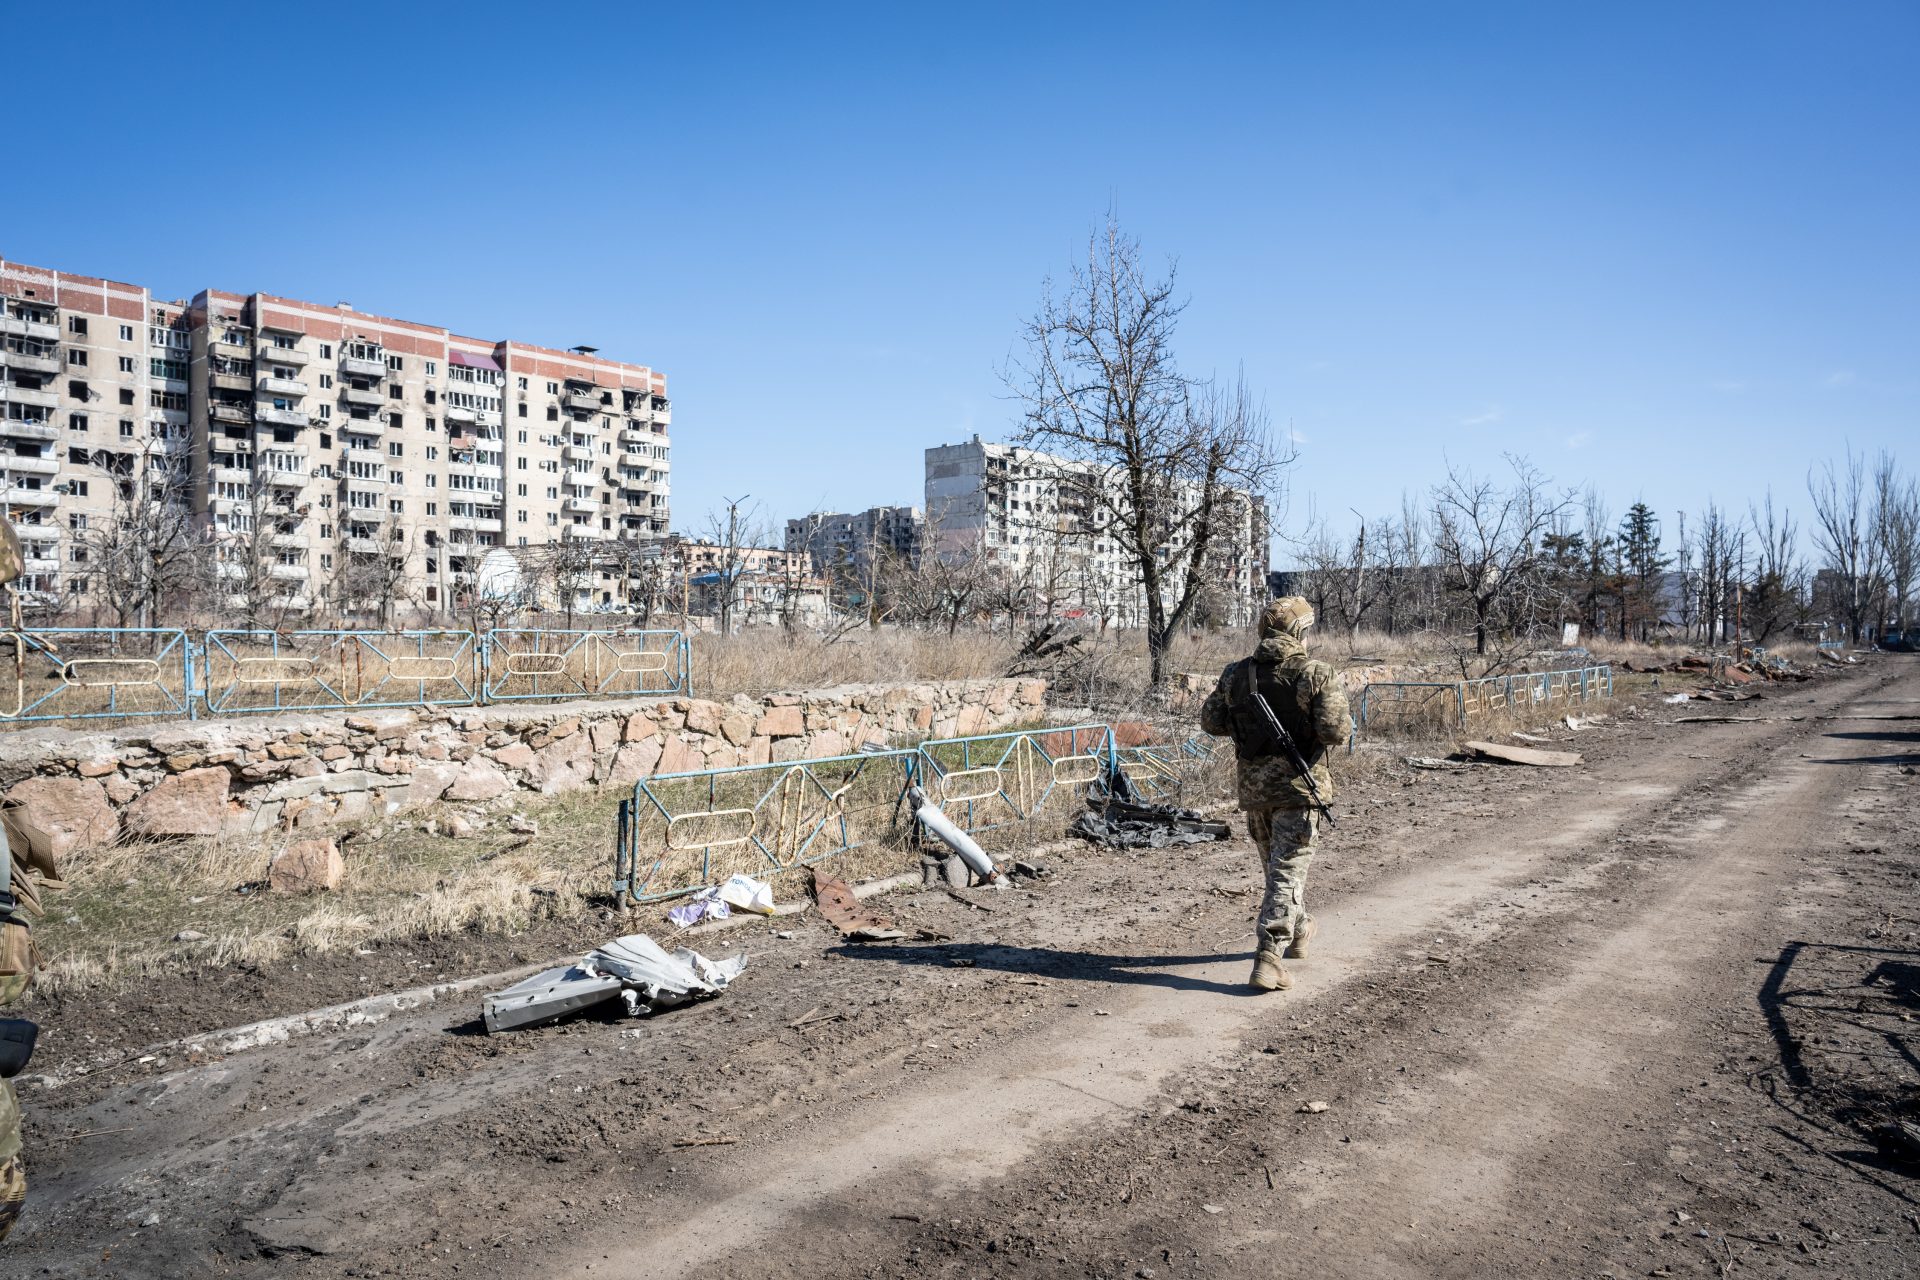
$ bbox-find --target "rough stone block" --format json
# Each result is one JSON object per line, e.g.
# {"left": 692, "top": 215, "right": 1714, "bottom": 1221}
{"left": 125, "top": 767, "right": 231, "bottom": 839}
{"left": 444, "top": 760, "right": 511, "bottom": 802}
{"left": 4, "top": 776, "right": 118, "bottom": 857}
{"left": 269, "top": 838, "right": 343, "bottom": 893}
{"left": 685, "top": 700, "right": 724, "bottom": 735}
{"left": 492, "top": 742, "right": 537, "bottom": 770}
{"left": 606, "top": 737, "right": 664, "bottom": 786}
{"left": 757, "top": 706, "right": 804, "bottom": 738}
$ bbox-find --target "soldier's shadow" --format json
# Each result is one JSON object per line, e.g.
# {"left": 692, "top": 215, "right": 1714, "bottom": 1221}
{"left": 829, "top": 940, "right": 1260, "bottom": 996}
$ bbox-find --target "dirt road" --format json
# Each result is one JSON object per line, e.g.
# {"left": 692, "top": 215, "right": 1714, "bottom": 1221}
{"left": 8, "top": 658, "right": 1917, "bottom": 1278}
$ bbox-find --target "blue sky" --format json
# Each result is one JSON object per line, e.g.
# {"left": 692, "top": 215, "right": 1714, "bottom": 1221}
{"left": 7, "top": 3, "right": 1914, "bottom": 559}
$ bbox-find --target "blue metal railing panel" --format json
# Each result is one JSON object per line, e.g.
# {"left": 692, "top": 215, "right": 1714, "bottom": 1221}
{"left": 483, "top": 628, "right": 690, "bottom": 702}
{"left": 618, "top": 748, "right": 920, "bottom": 902}
{"left": 916, "top": 722, "right": 1113, "bottom": 834}
{"left": 202, "top": 629, "right": 479, "bottom": 715}
{"left": 0, "top": 627, "right": 193, "bottom": 723}
{"left": 1359, "top": 665, "right": 1613, "bottom": 728}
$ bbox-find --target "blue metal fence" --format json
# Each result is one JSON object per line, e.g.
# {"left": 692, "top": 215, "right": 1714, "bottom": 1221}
{"left": 0, "top": 624, "right": 692, "bottom": 727}
{"left": 615, "top": 722, "right": 1131, "bottom": 904}
{"left": 482, "top": 628, "right": 691, "bottom": 703}
{"left": 202, "top": 629, "right": 479, "bottom": 714}
{"left": 0, "top": 628, "right": 193, "bottom": 724}
{"left": 916, "top": 723, "right": 1114, "bottom": 834}
{"left": 617, "top": 748, "right": 922, "bottom": 902}
{"left": 1357, "top": 664, "right": 1613, "bottom": 729}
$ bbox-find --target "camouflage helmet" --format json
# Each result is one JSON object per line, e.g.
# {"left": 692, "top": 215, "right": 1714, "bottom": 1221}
{"left": 0, "top": 516, "right": 20, "bottom": 588}
{"left": 1258, "top": 596, "right": 1315, "bottom": 638}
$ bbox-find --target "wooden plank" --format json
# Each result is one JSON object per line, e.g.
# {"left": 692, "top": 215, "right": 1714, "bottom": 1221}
{"left": 1460, "top": 740, "right": 1583, "bottom": 768}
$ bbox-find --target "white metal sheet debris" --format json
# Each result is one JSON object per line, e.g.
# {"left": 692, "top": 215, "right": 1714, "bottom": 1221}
{"left": 483, "top": 933, "right": 747, "bottom": 1033}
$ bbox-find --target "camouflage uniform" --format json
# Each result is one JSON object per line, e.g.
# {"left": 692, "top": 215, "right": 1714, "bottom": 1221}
{"left": 1199, "top": 598, "right": 1349, "bottom": 989}
{"left": 0, "top": 517, "right": 43, "bottom": 1242}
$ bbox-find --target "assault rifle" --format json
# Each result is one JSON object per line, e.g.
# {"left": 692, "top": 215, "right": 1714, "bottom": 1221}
{"left": 1249, "top": 688, "right": 1337, "bottom": 829}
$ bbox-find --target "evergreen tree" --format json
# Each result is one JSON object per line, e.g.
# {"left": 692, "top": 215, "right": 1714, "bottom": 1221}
{"left": 1617, "top": 502, "right": 1671, "bottom": 639}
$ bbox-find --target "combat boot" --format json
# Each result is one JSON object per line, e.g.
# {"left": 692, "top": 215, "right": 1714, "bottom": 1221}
{"left": 1249, "top": 940, "right": 1293, "bottom": 992}
{"left": 1284, "top": 915, "right": 1318, "bottom": 960}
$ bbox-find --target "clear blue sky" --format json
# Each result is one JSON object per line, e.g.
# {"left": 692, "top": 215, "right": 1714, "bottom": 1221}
{"left": 8, "top": 3, "right": 1914, "bottom": 560}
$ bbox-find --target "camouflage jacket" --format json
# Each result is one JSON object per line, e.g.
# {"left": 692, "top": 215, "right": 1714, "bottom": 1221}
{"left": 1199, "top": 634, "right": 1351, "bottom": 811}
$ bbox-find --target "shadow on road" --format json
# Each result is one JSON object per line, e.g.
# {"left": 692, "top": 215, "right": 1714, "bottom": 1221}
{"left": 830, "top": 939, "right": 1259, "bottom": 996}
{"left": 1756, "top": 938, "right": 1920, "bottom": 1201}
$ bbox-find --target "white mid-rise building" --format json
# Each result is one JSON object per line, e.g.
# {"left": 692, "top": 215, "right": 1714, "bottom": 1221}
{"left": 924, "top": 437, "right": 1266, "bottom": 627}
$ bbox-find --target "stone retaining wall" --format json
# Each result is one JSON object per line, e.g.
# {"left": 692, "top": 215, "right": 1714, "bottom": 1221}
{"left": 0, "top": 678, "right": 1048, "bottom": 859}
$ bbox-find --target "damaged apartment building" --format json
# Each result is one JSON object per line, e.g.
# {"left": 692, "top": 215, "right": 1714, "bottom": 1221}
{"left": 924, "top": 437, "right": 1268, "bottom": 627}
{"left": 0, "top": 256, "right": 673, "bottom": 621}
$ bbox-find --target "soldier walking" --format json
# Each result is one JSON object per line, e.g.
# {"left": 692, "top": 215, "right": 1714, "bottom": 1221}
{"left": 1200, "top": 597, "right": 1349, "bottom": 992}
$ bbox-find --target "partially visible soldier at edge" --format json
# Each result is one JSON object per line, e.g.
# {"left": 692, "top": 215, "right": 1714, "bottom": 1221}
{"left": 0, "top": 514, "right": 58, "bottom": 1242}
{"left": 1199, "top": 596, "right": 1350, "bottom": 992}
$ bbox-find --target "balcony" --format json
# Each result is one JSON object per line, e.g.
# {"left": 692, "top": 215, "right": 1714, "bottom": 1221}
{"left": 0, "top": 315, "right": 59, "bottom": 342}
{"left": 261, "top": 345, "right": 308, "bottom": 367}
{"left": 563, "top": 444, "right": 595, "bottom": 463}
{"left": 22, "top": 557, "right": 58, "bottom": 576}
{"left": 341, "top": 386, "right": 384, "bottom": 409}
{"left": 618, "top": 427, "right": 650, "bottom": 446}
{"left": 269, "top": 564, "right": 308, "bottom": 581}
{"left": 0, "top": 486, "right": 58, "bottom": 507}
{"left": 338, "top": 415, "right": 383, "bottom": 437}
{"left": 210, "top": 370, "right": 253, "bottom": 393}
{"left": 344, "top": 536, "right": 381, "bottom": 555}
{"left": 2, "top": 456, "right": 60, "bottom": 477}
{"left": 445, "top": 405, "right": 477, "bottom": 425}
{"left": 263, "top": 464, "right": 309, "bottom": 488}
{"left": 563, "top": 495, "right": 599, "bottom": 515}
{"left": 340, "top": 354, "right": 385, "bottom": 380}
{"left": 211, "top": 465, "right": 249, "bottom": 485}
{"left": 475, "top": 408, "right": 502, "bottom": 428}
{"left": 0, "top": 348, "right": 60, "bottom": 376}
{"left": 652, "top": 400, "right": 671, "bottom": 425}
{"left": 448, "top": 512, "right": 504, "bottom": 533}
{"left": 0, "top": 384, "right": 57, "bottom": 410}
{"left": 270, "top": 532, "right": 309, "bottom": 551}
{"left": 257, "top": 406, "right": 309, "bottom": 428}
{"left": 0, "top": 420, "right": 58, "bottom": 442}
{"left": 564, "top": 390, "right": 601, "bottom": 413}
{"left": 562, "top": 524, "right": 605, "bottom": 542}
{"left": 343, "top": 473, "right": 387, "bottom": 493}
{"left": 258, "top": 376, "right": 307, "bottom": 397}
{"left": 210, "top": 403, "right": 254, "bottom": 425}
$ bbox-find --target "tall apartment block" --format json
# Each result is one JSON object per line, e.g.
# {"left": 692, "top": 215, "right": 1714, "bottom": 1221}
{"left": 0, "top": 257, "right": 672, "bottom": 619}
{"left": 925, "top": 436, "right": 1267, "bottom": 627}
{"left": 784, "top": 505, "right": 923, "bottom": 579}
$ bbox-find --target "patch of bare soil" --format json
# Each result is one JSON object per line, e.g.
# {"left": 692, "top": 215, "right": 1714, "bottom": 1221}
{"left": 3, "top": 660, "right": 1912, "bottom": 1280}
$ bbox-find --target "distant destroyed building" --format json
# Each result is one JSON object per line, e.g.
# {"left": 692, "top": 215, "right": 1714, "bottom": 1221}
{"left": 925, "top": 436, "right": 1267, "bottom": 627}
{"left": 785, "top": 506, "right": 923, "bottom": 578}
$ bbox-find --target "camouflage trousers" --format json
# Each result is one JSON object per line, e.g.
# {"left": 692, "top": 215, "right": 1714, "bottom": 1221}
{"left": 1245, "top": 806, "right": 1318, "bottom": 950}
{"left": 0, "top": 1153, "right": 21, "bottom": 1243}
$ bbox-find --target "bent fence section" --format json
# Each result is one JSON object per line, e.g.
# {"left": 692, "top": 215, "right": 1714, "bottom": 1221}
{"left": 1356, "top": 664, "right": 1614, "bottom": 729}
{"left": 0, "top": 624, "right": 692, "bottom": 726}
{"left": 615, "top": 722, "right": 1134, "bottom": 904}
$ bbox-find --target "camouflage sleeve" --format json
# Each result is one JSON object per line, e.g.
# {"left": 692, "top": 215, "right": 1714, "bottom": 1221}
{"left": 1305, "top": 661, "right": 1351, "bottom": 749}
{"left": 1198, "top": 662, "right": 1238, "bottom": 738}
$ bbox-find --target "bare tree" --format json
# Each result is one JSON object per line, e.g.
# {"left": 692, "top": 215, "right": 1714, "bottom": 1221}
{"left": 1429, "top": 455, "right": 1573, "bottom": 660}
{"left": 332, "top": 517, "right": 421, "bottom": 629}
{"left": 1871, "top": 453, "right": 1918, "bottom": 634}
{"left": 69, "top": 449, "right": 212, "bottom": 628}
{"left": 1004, "top": 219, "right": 1288, "bottom": 687}
{"left": 1746, "top": 490, "right": 1803, "bottom": 644}
{"left": 899, "top": 541, "right": 1000, "bottom": 636}
{"left": 1807, "top": 449, "right": 1887, "bottom": 643}
{"left": 214, "top": 473, "right": 311, "bottom": 632}
{"left": 701, "top": 496, "right": 762, "bottom": 637}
